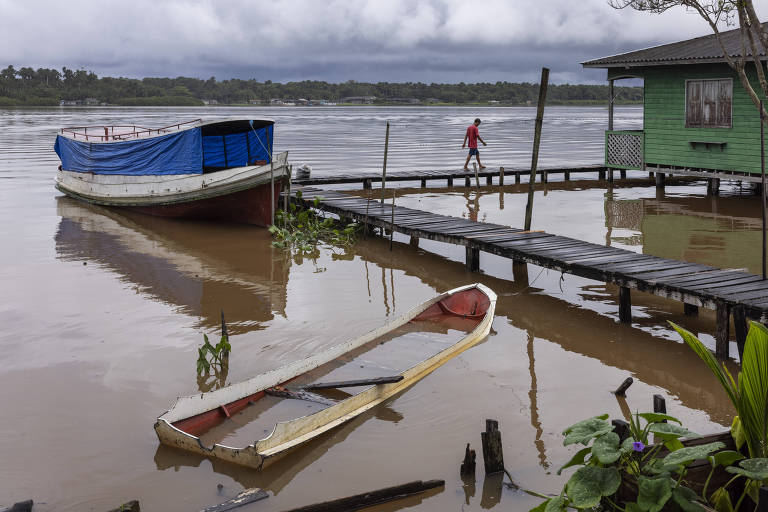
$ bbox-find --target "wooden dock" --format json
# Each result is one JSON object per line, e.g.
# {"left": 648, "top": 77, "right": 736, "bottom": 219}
{"left": 292, "top": 165, "right": 610, "bottom": 188}
{"left": 294, "top": 186, "right": 768, "bottom": 360}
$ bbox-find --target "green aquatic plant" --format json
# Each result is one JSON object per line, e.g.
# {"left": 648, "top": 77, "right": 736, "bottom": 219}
{"left": 196, "top": 311, "right": 231, "bottom": 378}
{"left": 528, "top": 412, "right": 760, "bottom": 511}
{"left": 671, "top": 321, "right": 768, "bottom": 459}
{"left": 269, "top": 190, "right": 359, "bottom": 255}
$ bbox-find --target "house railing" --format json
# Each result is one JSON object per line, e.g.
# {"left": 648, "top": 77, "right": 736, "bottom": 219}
{"left": 605, "top": 130, "right": 644, "bottom": 170}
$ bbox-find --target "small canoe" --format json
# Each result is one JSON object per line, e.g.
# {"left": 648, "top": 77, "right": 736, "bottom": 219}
{"left": 154, "top": 283, "right": 497, "bottom": 469}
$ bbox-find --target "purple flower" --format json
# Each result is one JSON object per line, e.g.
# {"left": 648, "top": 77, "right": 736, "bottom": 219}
{"left": 632, "top": 441, "right": 645, "bottom": 452}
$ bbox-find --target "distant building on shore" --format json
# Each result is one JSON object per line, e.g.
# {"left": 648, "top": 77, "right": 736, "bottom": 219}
{"left": 341, "top": 96, "right": 376, "bottom": 104}
{"left": 386, "top": 97, "right": 421, "bottom": 104}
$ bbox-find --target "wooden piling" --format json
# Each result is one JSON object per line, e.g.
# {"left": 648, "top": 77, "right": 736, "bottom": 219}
{"left": 613, "top": 377, "right": 633, "bottom": 396}
{"left": 460, "top": 443, "right": 476, "bottom": 477}
{"left": 410, "top": 236, "right": 419, "bottom": 248}
{"left": 524, "top": 67, "right": 549, "bottom": 231}
{"left": 655, "top": 172, "right": 666, "bottom": 189}
{"left": 684, "top": 303, "right": 699, "bottom": 317}
{"left": 421, "top": 178, "right": 427, "bottom": 188}
{"left": 381, "top": 121, "right": 389, "bottom": 204}
{"left": 620, "top": 169, "right": 627, "bottom": 179}
{"left": 481, "top": 419, "right": 504, "bottom": 475}
{"left": 486, "top": 175, "right": 492, "bottom": 185}
{"left": 363, "top": 178, "right": 372, "bottom": 190}
{"left": 733, "top": 305, "right": 748, "bottom": 360}
{"left": 618, "top": 286, "right": 631, "bottom": 323}
{"left": 474, "top": 162, "right": 480, "bottom": 188}
{"left": 514, "top": 172, "right": 520, "bottom": 184}
{"left": 466, "top": 246, "right": 480, "bottom": 272}
{"left": 499, "top": 167, "right": 504, "bottom": 186}
{"left": 715, "top": 301, "right": 730, "bottom": 360}
{"left": 599, "top": 169, "right": 606, "bottom": 180}
{"left": 611, "top": 419, "right": 630, "bottom": 442}
{"left": 389, "top": 190, "right": 395, "bottom": 251}
{"left": 608, "top": 168, "right": 614, "bottom": 183}
{"left": 465, "top": 176, "right": 471, "bottom": 187}
{"left": 512, "top": 260, "right": 529, "bottom": 286}
{"left": 712, "top": 177, "right": 720, "bottom": 196}
{"left": 653, "top": 394, "right": 667, "bottom": 419}
{"left": 448, "top": 177, "right": 453, "bottom": 186}
{"left": 564, "top": 170, "right": 570, "bottom": 181}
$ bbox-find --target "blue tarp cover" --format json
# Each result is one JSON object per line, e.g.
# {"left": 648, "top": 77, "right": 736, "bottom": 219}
{"left": 55, "top": 128, "right": 203, "bottom": 175}
{"left": 202, "top": 125, "right": 272, "bottom": 169}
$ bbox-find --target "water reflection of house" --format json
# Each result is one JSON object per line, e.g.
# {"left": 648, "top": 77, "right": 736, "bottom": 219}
{"left": 54, "top": 198, "right": 289, "bottom": 333}
{"left": 605, "top": 195, "right": 762, "bottom": 273}
{"left": 340, "top": 96, "right": 376, "bottom": 104}
{"left": 583, "top": 25, "right": 766, "bottom": 182}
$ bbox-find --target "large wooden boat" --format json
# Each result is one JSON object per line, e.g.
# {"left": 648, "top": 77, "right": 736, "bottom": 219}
{"left": 154, "top": 283, "right": 497, "bottom": 469}
{"left": 54, "top": 118, "right": 289, "bottom": 226}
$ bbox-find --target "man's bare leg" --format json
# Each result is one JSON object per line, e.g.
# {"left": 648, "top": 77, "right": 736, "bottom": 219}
{"left": 476, "top": 154, "right": 486, "bottom": 169}
{"left": 464, "top": 153, "right": 471, "bottom": 170}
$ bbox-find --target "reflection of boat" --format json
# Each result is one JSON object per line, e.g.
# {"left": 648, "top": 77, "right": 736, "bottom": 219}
{"left": 54, "top": 197, "right": 289, "bottom": 332}
{"left": 54, "top": 119, "right": 289, "bottom": 225}
{"left": 154, "top": 283, "right": 497, "bottom": 469}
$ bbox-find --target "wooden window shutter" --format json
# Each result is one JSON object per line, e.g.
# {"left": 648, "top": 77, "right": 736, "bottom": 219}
{"left": 716, "top": 79, "right": 732, "bottom": 127}
{"left": 686, "top": 79, "right": 731, "bottom": 128}
{"left": 686, "top": 81, "right": 702, "bottom": 127}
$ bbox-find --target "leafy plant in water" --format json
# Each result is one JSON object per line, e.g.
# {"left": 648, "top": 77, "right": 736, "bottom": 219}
{"left": 670, "top": 321, "right": 768, "bottom": 459}
{"left": 196, "top": 311, "right": 231, "bottom": 391}
{"left": 269, "top": 190, "right": 360, "bottom": 255}
{"left": 527, "top": 411, "right": 768, "bottom": 512}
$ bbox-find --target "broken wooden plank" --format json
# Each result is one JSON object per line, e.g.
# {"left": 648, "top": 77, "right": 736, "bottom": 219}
{"left": 303, "top": 376, "right": 404, "bottom": 390}
{"left": 280, "top": 480, "right": 445, "bottom": 512}
{"left": 200, "top": 488, "right": 268, "bottom": 512}
{"left": 0, "top": 501, "right": 34, "bottom": 512}
{"left": 265, "top": 386, "right": 337, "bottom": 406}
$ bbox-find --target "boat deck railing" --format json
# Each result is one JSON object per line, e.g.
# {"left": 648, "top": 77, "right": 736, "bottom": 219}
{"left": 60, "top": 119, "right": 202, "bottom": 142}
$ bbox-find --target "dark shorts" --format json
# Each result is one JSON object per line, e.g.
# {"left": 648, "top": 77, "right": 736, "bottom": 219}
{"left": 468, "top": 148, "right": 479, "bottom": 156}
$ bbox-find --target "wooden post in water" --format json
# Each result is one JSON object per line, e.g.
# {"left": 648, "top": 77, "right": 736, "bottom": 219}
{"left": 460, "top": 443, "right": 476, "bottom": 477}
{"left": 613, "top": 377, "right": 633, "bottom": 396}
{"left": 653, "top": 394, "right": 667, "bottom": 417}
{"left": 381, "top": 121, "right": 390, "bottom": 204}
{"left": 618, "top": 286, "right": 631, "bottom": 323}
{"left": 270, "top": 161, "right": 275, "bottom": 226}
{"left": 389, "top": 189, "right": 395, "bottom": 251}
{"left": 524, "top": 67, "right": 549, "bottom": 231}
{"left": 499, "top": 166, "right": 505, "bottom": 186}
{"left": 715, "top": 301, "right": 731, "bottom": 360}
{"left": 466, "top": 246, "right": 480, "bottom": 272}
{"left": 684, "top": 303, "right": 699, "bottom": 317}
{"left": 733, "top": 305, "right": 748, "bottom": 360}
{"left": 481, "top": 419, "right": 504, "bottom": 475}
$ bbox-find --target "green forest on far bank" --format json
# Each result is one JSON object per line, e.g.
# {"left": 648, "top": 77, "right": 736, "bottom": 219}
{"left": 0, "top": 65, "right": 643, "bottom": 107}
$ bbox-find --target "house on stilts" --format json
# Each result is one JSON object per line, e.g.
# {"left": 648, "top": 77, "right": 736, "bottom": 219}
{"left": 582, "top": 25, "right": 767, "bottom": 193}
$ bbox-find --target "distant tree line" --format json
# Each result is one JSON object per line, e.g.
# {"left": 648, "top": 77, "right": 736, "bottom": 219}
{"left": 0, "top": 65, "right": 643, "bottom": 106}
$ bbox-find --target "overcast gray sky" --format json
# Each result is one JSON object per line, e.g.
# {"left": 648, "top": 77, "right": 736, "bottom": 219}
{"left": 0, "top": 0, "right": 751, "bottom": 84}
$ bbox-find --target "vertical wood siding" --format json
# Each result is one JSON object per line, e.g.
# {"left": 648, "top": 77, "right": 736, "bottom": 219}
{"left": 614, "top": 64, "right": 765, "bottom": 174}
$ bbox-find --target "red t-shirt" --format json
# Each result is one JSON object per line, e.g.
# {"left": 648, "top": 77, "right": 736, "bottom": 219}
{"left": 466, "top": 124, "right": 479, "bottom": 148}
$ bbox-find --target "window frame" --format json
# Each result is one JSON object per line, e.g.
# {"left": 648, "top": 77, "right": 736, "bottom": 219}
{"left": 684, "top": 78, "right": 733, "bottom": 129}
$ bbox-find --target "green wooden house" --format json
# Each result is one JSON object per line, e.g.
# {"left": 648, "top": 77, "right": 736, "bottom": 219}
{"left": 583, "top": 26, "right": 766, "bottom": 183}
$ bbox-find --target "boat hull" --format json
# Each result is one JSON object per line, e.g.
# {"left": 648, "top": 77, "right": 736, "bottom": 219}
{"left": 154, "top": 283, "right": 497, "bottom": 469}
{"left": 55, "top": 152, "right": 289, "bottom": 226}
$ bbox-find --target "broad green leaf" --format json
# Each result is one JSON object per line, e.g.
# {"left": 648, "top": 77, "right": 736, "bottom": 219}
{"left": 621, "top": 437, "right": 637, "bottom": 454}
{"left": 745, "top": 479, "right": 761, "bottom": 504}
{"left": 592, "top": 432, "right": 621, "bottom": 464}
{"left": 669, "top": 322, "right": 738, "bottom": 405}
{"left": 708, "top": 450, "right": 744, "bottom": 468}
{"left": 562, "top": 415, "right": 612, "bottom": 446}
{"left": 637, "top": 475, "right": 672, "bottom": 512}
{"left": 671, "top": 486, "right": 702, "bottom": 512}
{"left": 738, "top": 322, "right": 768, "bottom": 458}
{"left": 557, "top": 447, "right": 591, "bottom": 475}
{"left": 663, "top": 438, "right": 685, "bottom": 453}
{"left": 709, "top": 486, "right": 734, "bottom": 512}
{"left": 565, "top": 466, "right": 620, "bottom": 508}
{"left": 636, "top": 412, "right": 681, "bottom": 425}
{"left": 544, "top": 495, "right": 567, "bottom": 512}
{"left": 731, "top": 416, "right": 746, "bottom": 451}
{"left": 625, "top": 503, "right": 642, "bottom": 512}
{"left": 661, "top": 441, "right": 725, "bottom": 468}
{"left": 649, "top": 422, "right": 699, "bottom": 440}
{"left": 725, "top": 457, "right": 768, "bottom": 480}
{"left": 527, "top": 500, "right": 549, "bottom": 512}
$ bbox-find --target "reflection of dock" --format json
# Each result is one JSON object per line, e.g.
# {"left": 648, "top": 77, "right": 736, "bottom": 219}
{"left": 55, "top": 198, "right": 290, "bottom": 333}
{"left": 297, "top": 186, "right": 768, "bottom": 360}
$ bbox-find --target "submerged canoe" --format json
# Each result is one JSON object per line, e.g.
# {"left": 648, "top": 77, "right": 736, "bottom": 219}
{"left": 154, "top": 283, "right": 497, "bottom": 469}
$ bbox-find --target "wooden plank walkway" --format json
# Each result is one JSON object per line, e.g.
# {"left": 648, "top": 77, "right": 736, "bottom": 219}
{"left": 292, "top": 165, "right": 609, "bottom": 188}
{"left": 293, "top": 186, "right": 767, "bottom": 360}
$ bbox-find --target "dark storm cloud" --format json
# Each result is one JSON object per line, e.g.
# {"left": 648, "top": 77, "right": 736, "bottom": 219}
{"left": 0, "top": 0, "right": 751, "bottom": 83}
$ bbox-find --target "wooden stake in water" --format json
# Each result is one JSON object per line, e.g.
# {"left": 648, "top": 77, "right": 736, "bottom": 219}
{"left": 524, "top": 67, "right": 549, "bottom": 231}
{"left": 270, "top": 161, "right": 275, "bottom": 226}
{"left": 390, "top": 189, "right": 395, "bottom": 251}
{"left": 762, "top": 100, "right": 766, "bottom": 280}
{"left": 381, "top": 121, "right": 390, "bottom": 204}
{"left": 473, "top": 162, "right": 479, "bottom": 188}
{"left": 364, "top": 190, "right": 371, "bottom": 239}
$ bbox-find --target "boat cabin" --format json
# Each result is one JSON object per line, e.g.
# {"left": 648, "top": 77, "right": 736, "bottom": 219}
{"left": 55, "top": 118, "right": 275, "bottom": 176}
{"left": 582, "top": 27, "right": 766, "bottom": 180}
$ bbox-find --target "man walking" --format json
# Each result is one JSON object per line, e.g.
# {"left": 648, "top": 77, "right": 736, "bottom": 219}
{"left": 462, "top": 118, "right": 486, "bottom": 170}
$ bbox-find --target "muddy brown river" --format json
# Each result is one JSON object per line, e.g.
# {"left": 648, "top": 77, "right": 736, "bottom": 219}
{"left": 0, "top": 106, "right": 754, "bottom": 510}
